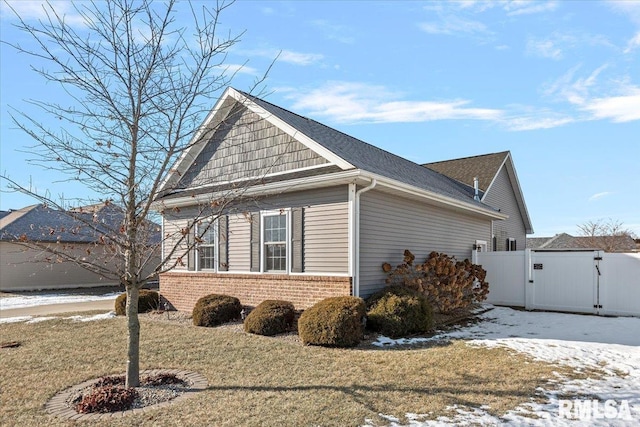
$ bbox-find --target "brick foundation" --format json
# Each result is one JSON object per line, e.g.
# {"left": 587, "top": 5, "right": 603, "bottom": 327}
{"left": 159, "top": 272, "right": 353, "bottom": 312}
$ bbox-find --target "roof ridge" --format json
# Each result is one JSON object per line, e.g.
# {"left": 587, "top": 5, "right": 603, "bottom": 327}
{"left": 237, "top": 89, "right": 433, "bottom": 172}
{"left": 423, "top": 150, "right": 510, "bottom": 166}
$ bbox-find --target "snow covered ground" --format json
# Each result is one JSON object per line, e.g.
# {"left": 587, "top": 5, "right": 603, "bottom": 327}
{"left": 0, "top": 311, "right": 116, "bottom": 324}
{"left": 371, "top": 306, "right": 640, "bottom": 426}
{"left": 0, "top": 291, "right": 120, "bottom": 310}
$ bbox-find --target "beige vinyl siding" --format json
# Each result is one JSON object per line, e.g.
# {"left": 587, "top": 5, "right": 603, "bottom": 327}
{"left": 162, "top": 216, "right": 191, "bottom": 271}
{"left": 228, "top": 214, "right": 250, "bottom": 271}
{"left": 0, "top": 242, "right": 120, "bottom": 291}
{"left": 484, "top": 166, "right": 527, "bottom": 250}
{"left": 161, "top": 186, "right": 350, "bottom": 274}
{"left": 304, "top": 202, "right": 349, "bottom": 274}
{"left": 358, "top": 189, "right": 492, "bottom": 298}
{"left": 178, "top": 105, "right": 329, "bottom": 188}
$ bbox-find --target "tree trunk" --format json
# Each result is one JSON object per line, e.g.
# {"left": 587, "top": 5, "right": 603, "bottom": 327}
{"left": 125, "top": 284, "right": 140, "bottom": 387}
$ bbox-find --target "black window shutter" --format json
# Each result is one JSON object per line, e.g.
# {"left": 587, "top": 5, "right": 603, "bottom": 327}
{"left": 187, "top": 220, "right": 195, "bottom": 271}
{"left": 250, "top": 213, "right": 260, "bottom": 272}
{"left": 218, "top": 215, "right": 228, "bottom": 271}
{"left": 291, "top": 207, "right": 304, "bottom": 273}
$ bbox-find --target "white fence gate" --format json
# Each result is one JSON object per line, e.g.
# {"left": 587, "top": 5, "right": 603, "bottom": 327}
{"left": 475, "top": 249, "right": 640, "bottom": 317}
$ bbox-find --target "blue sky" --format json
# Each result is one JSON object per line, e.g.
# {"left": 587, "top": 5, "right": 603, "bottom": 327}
{"left": 1, "top": 0, "right": 639, "bottom": 237}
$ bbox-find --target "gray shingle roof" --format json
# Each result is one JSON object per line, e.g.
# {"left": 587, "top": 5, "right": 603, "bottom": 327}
{"left": 0, "top": 204, "right": 123, "bottom": 243}
{"left": 423, "top": 151, "right": 509, "bottom": 191}
{"left": 239, "top": 90, "right": 493, "bottom": 210}
{"left": 527, "top": 233, "right": 637, "bottom": 252}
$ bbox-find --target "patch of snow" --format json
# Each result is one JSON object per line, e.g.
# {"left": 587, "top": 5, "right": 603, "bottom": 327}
{"left": 26, "top": 316, "right": 58, "bottom": 324}
{"left": 370, "top": 306, "right": 640, "bottom": 426}
{"left": 0, "top": 316, "right": 32, "bottom": 324}
{"left": 67, "top": 311, "right": 116, "bottom": 322}
{"left": 0, "top": 291, "right": 119, "bottom": 310}
{"left": 0, "top": 311, "right": 116, "bottom": 324}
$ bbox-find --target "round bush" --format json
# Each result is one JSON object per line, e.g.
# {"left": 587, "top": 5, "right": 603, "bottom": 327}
{"left": 244, "top": 300, "right": 296, "bottom": 336}
{"left": 114, "top": 289, "right": 159, "bottom": 316}
{"left": 298, "top": 296, "right": 366, "bottom": 348}
{"left": 192, "top": 294, "right": 242, "bottom": 327}
{"left": 366, "top": 286, "right": 433, "bottom": 338}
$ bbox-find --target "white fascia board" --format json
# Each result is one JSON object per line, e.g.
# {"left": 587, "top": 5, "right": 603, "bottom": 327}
{"left": 156, "top": 170, "right": 363, "bottom": 209}
{"left": 484, "top": 153, "right": 534, "bottom": 234}
{"left": 227, "top": 88, "right": 354, "bottom": 171}
{"left": 364, "top": 172, "right": 509, "bottom": 221}
{"left": 158, "top": 87, "right": 236, "bottom": 194}
{"left": 504, "top": 155, "right": 534, "bottom": 234}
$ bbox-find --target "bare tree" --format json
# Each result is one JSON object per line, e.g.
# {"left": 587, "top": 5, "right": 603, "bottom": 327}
{"left": 577, "top": 218, "right": 637, "bottom": 252}
{"left": 2, "top": 0, "right": 272, "bottom": 386}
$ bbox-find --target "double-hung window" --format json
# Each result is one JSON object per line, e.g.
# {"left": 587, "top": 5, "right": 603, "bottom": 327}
{"left": 263, "top": 212, "right": 288, "bottom": 272}
{"left": 197, "top": 221, "right": 216, "bottom": 270}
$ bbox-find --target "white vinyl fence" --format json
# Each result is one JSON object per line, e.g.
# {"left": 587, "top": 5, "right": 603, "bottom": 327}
{"left": 475, "top": 249, "right": 640, "bottom": 317}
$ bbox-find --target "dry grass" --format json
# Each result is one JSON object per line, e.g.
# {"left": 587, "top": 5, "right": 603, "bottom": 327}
{"left": 0, "top": 311, "right": 588, "bottom": 426}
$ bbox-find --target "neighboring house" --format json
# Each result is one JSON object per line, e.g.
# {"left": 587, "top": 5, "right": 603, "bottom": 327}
{"left": 424, "top": 151, "right": 533, "bottom": 251}
{"left": 0, "top": 203, "right": 159, "bottom": 291}
{"left": 155, "top": 87, "right": 532, "bottom": 311}
{"left": 527, "top": 233, "right": 637, "bottom": 253}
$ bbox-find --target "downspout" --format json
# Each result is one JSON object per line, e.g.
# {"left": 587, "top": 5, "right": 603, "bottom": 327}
{"left": 353, "top": 178, "right": 377, "bottom": 298}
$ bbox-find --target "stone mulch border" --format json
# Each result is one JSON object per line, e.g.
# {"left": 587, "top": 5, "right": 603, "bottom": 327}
{"left": 44, "top": 369, "right": 208, "bottom": 421}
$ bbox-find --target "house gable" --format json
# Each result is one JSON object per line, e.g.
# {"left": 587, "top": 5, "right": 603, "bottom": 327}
{"left": 175, "top": 103, "right": 332, "bottom": 190}
{"left": 424, "top": 151, "right": 533, "bottom": 235}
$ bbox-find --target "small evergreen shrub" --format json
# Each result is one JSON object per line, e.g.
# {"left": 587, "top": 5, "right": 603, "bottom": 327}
{"left": 244, "top": 300, "right": 296, "bottom": 336}
{"left": 192, "top": 294, "right": 242, "bottom": 327}
{"left": 298, "top": 296, "right": 366, "bottom": 348}
{"left": 114, "top": 289, "right": 159, "bottom": 315}
{"left": 366, "top": 286, "right": 433, "bottom": 338}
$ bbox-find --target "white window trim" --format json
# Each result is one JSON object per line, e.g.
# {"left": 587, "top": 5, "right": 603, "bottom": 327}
{"left": 196, "top": 219, "right": 218, "bottom": 272}
{"left": 260, "top": 209, "right": 291, "bottom": 274}
{"left": 507, "top": 237, "right": 517, "bottom": 252}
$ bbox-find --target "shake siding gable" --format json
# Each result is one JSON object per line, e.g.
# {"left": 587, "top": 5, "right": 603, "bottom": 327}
{"left": 358, "top": 189, "right": 492, "bottom": 298}
{"left": 177, "top": 105, "right": 329, "bottom": 189}
{"left": 484, "top": 167, "right": 527, "bottom": 250}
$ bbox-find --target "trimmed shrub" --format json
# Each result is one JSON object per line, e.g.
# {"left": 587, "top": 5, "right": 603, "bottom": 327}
{"left": 366, "top": 286, "right": 433, "bottom": 338}
{"left": 192, "top": 294, "right": 242, "bottom": 327}
{"left": 244, "top": 300, "right": 296, "bottom": 336}
{"left": 298, "top": 296, "right": 366, "bottom": 348}
{"left": 114, "top": 289, "right": 159, "bottom": 316}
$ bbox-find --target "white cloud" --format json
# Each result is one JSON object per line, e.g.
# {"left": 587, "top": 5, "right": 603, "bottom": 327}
{"left": 504, "top": 1, "right": 558, "bottom": 16}
{"left": 2, "top": 1, "right": 86, "bottom": 27}
{"left": 244, "top": 48, "right": 323, "bottom": 66}
{"left": 282, "top": 82, "right": 503, "bottom": 124}
{"left": 214, "top": 63, "right": 258, "bottom": 76}
{"left": 526, "top": 38, "right": 563, "bottom": 60}
{"left": 545, "top": 66, "right": 640, "bottom": 123}
{"left": 624, "top": 32, "right": 640, "bottom": 53}
{"left": 278, "top": 50, "right": 324, "bottom": 66}
{"left": 581, "top": 88, "right": 640, "bottom": 122}
{"left": 502, "top": 114, "right": 574, "bottom": 131}
{"left": 418, "top": 16, "right": 489, "bottom": 35}
{"left": 588, "top": 192, "right": 613, "bottom": 202}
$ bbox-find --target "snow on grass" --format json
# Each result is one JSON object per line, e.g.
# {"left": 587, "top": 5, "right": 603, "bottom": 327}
{"left": 0, "top": 311, "right": 116, "bottom": 324}
{"left": 67, "top": 311, "right": 116, "bottom": 322}
{"left": 0, "top": 316, "right": 32, "bottom": 324}
{"left": 371, "top": 306, "right": 640, "bottom": 426}
{"left": 0, "top": 291, "right": 119, "bottom": 310}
